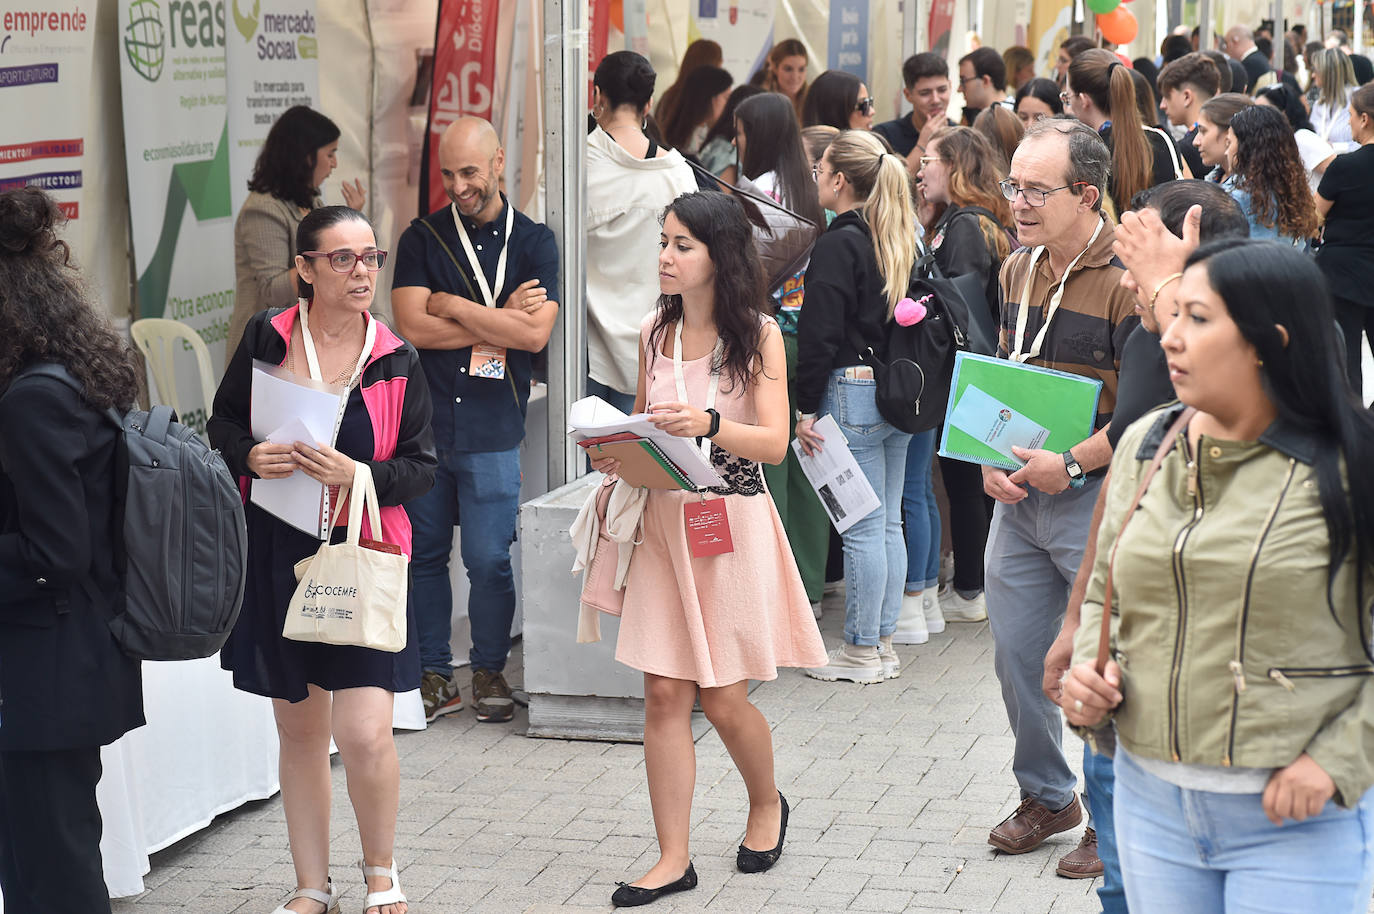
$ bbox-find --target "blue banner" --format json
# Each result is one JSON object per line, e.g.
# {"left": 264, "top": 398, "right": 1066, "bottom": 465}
{"left": 826, "top": 0, "right": 869, "bottom": 81}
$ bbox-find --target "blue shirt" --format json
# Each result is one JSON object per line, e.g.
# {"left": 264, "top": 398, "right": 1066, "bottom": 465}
{"left": 1218, "top": 172, "right": 1302, "bottom": 247}
{"left": 392, "top": 197, "right": 559, "bottom": 453}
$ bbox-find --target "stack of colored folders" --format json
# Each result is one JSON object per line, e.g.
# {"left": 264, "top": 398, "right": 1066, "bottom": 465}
{"left": 578, "top": 432, "right": 694, "bottom": 490}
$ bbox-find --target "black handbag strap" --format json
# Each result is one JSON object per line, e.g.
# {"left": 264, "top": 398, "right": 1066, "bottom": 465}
{"left": 679, "top": 156, "right": 821, "bottom": 229}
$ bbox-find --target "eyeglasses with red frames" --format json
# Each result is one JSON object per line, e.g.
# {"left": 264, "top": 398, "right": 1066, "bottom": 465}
{"left": 302, "top": 249, "right": 388, "bottom": 273}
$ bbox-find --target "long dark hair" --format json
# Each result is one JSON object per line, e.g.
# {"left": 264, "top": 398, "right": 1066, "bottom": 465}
{"left": 701, "top": 84, "right": 764, "bottom": 149}
{"left": 660, "top": 66, "right": 733, "bottom": 151}
{"left": 649, "top": 191, "right": 767, "bottom": 393}
{"left": 1069, "top": 49, "right": 1152, "bottom": 210}
{"left": 295, "top": 205, "right": 375, "bottom": 300}
{"left": 1015, "top": 77, "right": 1065, "bottom": 116}
{"left": 247, "top": 105, "right": 341, "bottom": 210}
{"left": 1185, "top": 239, "right": 1374, "bottom": 640}
{"left": 801, "top": 70, "right": 862, "bottom": 129}
{"left": 0, "top": 188, "right": 140, "bottom": 409}
{"left": 734, "top": 93, "right": 825, "bottom": 226}
{"left": 1228, "top": 104, "right": 1318, "bottom": 240}
{"left": 1254, "top": 84, "right": 1314, "bottom": 133}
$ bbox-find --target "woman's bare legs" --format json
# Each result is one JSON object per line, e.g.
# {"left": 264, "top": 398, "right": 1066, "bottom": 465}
{"left": 272, "top": 687, "right": 334, "bottom": 914}
{"left": 332, "top": 687, "right": 406, "bottom": 914}
{"left": 698, "top": 681, "right": 782, "bottom": 850}
{"left": 632, "top": 673, "right": 699, "bottom": 888}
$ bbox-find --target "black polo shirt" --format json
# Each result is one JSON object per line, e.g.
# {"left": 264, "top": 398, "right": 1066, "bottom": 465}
{"left": 873, "top": 114, "right": 958, "bottom": 157}
{"left": 392, "top": 196, "right": 559, "bottom": 453}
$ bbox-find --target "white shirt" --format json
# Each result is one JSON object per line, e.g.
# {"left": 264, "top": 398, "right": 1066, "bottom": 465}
{"left": 1294, "top": 128, "right": 1336, "bottom": 192}
{"left": 585, "top": 127, "right": 698, "bottom": 395}
{"left": 1312, "top": 87, "right": 1356, "bottom": 153}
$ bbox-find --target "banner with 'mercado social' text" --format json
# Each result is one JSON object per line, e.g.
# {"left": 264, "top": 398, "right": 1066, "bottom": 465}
{"left": 0, "top": 3, "right": 96, "bottom": 225}
{"left": 118, "top": 0, "right": 235, "bottom": 432}
{"left": 424, "top": 0, "right": 500, "bottom": 217}
{"left": 225, "top": 0, "right": 319, "bottom": 216}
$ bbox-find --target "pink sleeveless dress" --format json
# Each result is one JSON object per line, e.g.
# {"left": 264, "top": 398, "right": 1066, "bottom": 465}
{"left": 614, "top": 315, "right": 828, "bottom": 687}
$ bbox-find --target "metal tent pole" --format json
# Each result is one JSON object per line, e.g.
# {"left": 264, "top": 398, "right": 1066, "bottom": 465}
{"left": 542, "top": 0, "right": 588, "bottom": 488}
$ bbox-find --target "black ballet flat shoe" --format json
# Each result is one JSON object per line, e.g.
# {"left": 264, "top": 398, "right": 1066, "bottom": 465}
{"left": 610, "top": 863, "right": 698, "bottom": 907}
{"left": 737, "top": 792, "right": 790, "bottom": 874}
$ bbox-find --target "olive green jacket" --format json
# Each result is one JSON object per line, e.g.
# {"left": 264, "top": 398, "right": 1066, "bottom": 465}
{"left": 1073, "top": 403, "right": 1374, "bottom": 807}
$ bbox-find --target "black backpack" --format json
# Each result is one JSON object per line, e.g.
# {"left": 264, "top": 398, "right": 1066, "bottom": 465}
{"left": 14, "top": 364, "right": 248, "bottom": 660}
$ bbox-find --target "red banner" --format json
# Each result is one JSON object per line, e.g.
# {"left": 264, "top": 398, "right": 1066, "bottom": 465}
{"left": 427, "top": 0, "right": 501, "bottom": 215}
{"left": 927, "top": 0, "right": 955, "bottom": 54}
{"left": 588, "top": 0, "right": 612, "bottom": 106}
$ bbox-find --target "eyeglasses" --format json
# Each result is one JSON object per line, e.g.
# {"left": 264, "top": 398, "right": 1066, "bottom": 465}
{"left": 998, "top": 180, "right": 1088, "bottom": 206}
{"left": 854, "top": 97, "right": 875, "bottom": 115}
{"left": 958, "top": 74, "right": 982, "bottom": 87}
{"left": 918, "top": 156, "right": 943, "bottom": 166}
{"left": 302, "top": 249, "right": 388, "bottom": 272}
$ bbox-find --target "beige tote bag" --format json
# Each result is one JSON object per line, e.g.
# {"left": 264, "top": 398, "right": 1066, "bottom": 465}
{"left": 285, "top": 462, "right": 408, "bottom": 652}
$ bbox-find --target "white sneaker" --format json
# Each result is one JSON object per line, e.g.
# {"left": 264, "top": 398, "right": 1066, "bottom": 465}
{"left": 805, "top": 643, "right": 885, "bottom": 683}
{"left": 877, "top": 637, "right": 901, "bottom": 679}
{"left": 922, "top": 591, "right": 946, "bottom": 634}
{"left": 939, "top": 584, "right": 988, "bottom": 622}
{"left": 892, "top": 591, "right": 930, "bottom": 644}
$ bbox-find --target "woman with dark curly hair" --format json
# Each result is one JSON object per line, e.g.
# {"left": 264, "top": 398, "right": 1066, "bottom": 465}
{"left": 1255, "top": 84, "right": 1336, "bottom": 191}
{"left": 1221, "top": 104, "right": 1318, "bottom": 246}
{"left": 227, "top": 106, "right": 366, "bottom": 361}
{"left": 587, "top": 191, "right": 824, "bottom": 905}
{"left": 0, "top": 187, "right": 144, "bottom": 913}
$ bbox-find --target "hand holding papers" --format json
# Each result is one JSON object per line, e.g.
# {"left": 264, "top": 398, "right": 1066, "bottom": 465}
{"left": 939, "top": 353, "right": 1102, "bottom": 472}
{"left": 568, "top": 396, "right": 726, "bottom": 490}
{"left": 790, "top": 415, "right": 880, "bottom": 534}
{"left": 250, "top": 360, "right": 346, "bottom": 537}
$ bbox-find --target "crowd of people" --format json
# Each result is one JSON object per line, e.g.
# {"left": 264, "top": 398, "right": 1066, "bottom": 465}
{"left": 4, "top": 21, "right": 1374, "bottom": 914}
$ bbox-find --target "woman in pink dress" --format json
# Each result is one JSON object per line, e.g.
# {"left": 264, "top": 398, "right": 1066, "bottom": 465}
{"left": 590, "top": 190, "right": 827, "bottom": 907}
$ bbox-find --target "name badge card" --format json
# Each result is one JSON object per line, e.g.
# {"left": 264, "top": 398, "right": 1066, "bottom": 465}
{"left": 685, "top": 498, "right": 734, "bottom": 557}
{"left": 470, "top": 342, "right": 508, "bottom": 379}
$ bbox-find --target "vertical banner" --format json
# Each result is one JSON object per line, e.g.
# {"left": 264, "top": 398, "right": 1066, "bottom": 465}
{"left": 828, "top": 0, "right": 870, "bottom": 79}
{"left": 425, "top": 0, "right": 500, "bottom": 216}
{"left": 0, "top": 4, "right": 96, "bottom": 224}
{"left": 118, "top": 0, "right": 235, "bottom": 430}
{"left": 689, "top": 0, "right": 774, "bottom": 84}
{"left": 929, "top": 0, "right": 957, "bottom": 54}
{"left": 588, "top": 0, "right": 611, "bottom": 105}
{"left": 225, "top": 1, "right": 319, "bottom": 215}
{"left": 621, "top": 0, "right": 650, "bottom": 56}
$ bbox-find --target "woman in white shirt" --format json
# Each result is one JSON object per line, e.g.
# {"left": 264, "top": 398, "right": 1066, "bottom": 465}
{"left": 586, "top": 51, "right": 698, "bottom": 412}
{"left": 1255, "top": 84, "right": 1336, "bottom": 192}
{"left": 1309, "top": 49, "right": 1359, "bottom": 153}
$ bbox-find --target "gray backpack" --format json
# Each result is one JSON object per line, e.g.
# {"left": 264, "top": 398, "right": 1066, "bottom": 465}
{"left": 17, "top": 364, "right": 248, "bottom": 660}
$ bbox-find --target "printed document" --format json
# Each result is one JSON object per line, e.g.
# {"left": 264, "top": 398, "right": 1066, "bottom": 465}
{"left": 791, "top": 415, "right": 880, "bottom": 534}
{"left": 567, "top": 396, "right": 725, "bottom": 489}
{"left": 947, "top": 385, "right": 1050, "bottom": 462}
{"left": 250, "top": 360, "right": 344, "bottom": 537}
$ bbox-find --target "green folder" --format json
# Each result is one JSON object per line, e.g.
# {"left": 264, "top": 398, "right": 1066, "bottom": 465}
{"left": 938, "top": 352, "right": 1103, "bottom": 471}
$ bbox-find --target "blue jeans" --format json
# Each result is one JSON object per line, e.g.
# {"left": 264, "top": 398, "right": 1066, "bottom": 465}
{"left": 819, "top": 371, "right": 911, "bottom": 646}
{"left": 901, "top": 428, "right": 941, "bottom": 592}
{"left": 408, "top": 446, "right": 522, "bottom": 674}
{"left": 585, "top": 376, "right": 637, "bottom": 415}
{"left": 1114, "top": 748, "right": 1374, "bottom": 913}
{"left": 1084, "top": 743, "right": 1127, "bottom": 914}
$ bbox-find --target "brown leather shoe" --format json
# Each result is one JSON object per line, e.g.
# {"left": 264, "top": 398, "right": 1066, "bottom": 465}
{"left": 987, "top": 795, "right": 1084, "bottom": 854}
{"left": 1055, "top": 827, "right": 1103, "bottom": 878}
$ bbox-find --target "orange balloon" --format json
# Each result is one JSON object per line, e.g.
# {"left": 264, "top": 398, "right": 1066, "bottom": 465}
{"left": 610, "top": 0, "right": 624, "bottom": 33}
{"left": 1097, "top": 6, "right": 1138, "bottom": 44}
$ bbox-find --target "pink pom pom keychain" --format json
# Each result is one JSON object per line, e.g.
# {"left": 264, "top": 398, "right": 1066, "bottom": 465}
{"left": 895, "top": 293, "right": 933, "bottom": 327}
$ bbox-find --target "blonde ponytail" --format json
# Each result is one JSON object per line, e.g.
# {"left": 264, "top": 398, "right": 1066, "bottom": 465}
{"left": 826, "top": 131, "right": 917, "bottom": 316}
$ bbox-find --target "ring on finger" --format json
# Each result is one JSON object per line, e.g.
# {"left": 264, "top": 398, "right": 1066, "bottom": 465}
{"left": 1073, "top": 699, "right": 1084, "bottom": 713}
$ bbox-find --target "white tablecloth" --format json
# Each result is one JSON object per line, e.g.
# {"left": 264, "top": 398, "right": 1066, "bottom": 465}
{"left": 0, "top": 656, "right": 423, "bottom": 908}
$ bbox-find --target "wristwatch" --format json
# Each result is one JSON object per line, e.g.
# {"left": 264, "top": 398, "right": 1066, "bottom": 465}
{"left": 796, "top": 410, "right": 817, "bottom": 423}
{"left": 1063, "top": 450, "right": 1086, "bottom": 489}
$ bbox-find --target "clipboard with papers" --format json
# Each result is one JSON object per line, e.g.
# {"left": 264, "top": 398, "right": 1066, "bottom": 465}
{"left": 938, "top": 352, "right": 1102, "bottom": 472}
{"left": 568, "top": 396, "right": 725, "bottom": 490}
{"left": 249, "top": 360, "right": 346, "bottom": 537}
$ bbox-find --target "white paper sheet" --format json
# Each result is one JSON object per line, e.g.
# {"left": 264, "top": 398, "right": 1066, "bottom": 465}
{"left": 790, "top": 414, "right": 881, "bottom": 534}
{"left": 567, "top": 396, "right": 725, "bottom": 489}
{"left": 249, "top": 361, "right": 345, "bottom": 537}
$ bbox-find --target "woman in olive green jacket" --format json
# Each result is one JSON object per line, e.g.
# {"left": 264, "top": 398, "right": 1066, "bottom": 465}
{"left": 1063, "top": 239, "right": 1374, "bottom": 913}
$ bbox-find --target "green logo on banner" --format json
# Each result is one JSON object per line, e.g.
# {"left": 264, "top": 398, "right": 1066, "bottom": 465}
{"left": 232, "top": 0, "right": 259, "bottom": 43}
{"left": 124, "top": 0, "right": 166, "bottom": 82}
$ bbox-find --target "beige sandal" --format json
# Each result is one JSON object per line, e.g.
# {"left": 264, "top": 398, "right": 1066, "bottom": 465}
{"left": 269, "top": 876, "right": 340, "bottom": 914}
{"left": 360, "top": 860, "right": 406, "bottom": 913}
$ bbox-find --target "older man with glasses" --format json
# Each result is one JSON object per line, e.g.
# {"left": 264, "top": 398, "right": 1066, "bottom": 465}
{"left": 980, "top": 118, "right": 1139, "bottom": 890}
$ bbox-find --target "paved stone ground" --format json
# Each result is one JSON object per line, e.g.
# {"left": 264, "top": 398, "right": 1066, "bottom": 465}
{"left": 110, "top": 590, "right": 1100, "bottom": 914}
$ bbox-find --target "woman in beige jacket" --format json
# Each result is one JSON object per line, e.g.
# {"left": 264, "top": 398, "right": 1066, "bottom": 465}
{"left": 227, "top": 106, "right": 365, "bottom": 362}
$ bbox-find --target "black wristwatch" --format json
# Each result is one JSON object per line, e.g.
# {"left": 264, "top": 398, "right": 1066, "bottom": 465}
{"left": 1063, "top": 450, "right": 1086, "bottom": 489}
{"left": 705, "top": 408, "right": 721, "bottom": 438}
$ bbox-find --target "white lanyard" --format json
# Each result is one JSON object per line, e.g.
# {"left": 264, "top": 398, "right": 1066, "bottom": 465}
{"left": 1011, "top": 217, "right": 1105, "bottom": 363}
{"left": 451, "top": 201, "right": 514, "bottom": 308}
{"left": 671, "top": 319, "right": 723, "bottom": 468}
{"left": 298, "top": 300, "right": 378, "bottom": 438}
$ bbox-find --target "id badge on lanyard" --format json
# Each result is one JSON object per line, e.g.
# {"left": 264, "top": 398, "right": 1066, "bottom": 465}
{"left": 1010, "top": 217, "right": 1105, "bottom": 363}
{"left": 671, "top": 320, "right": 734, "bottom": 557}
{"left": 454, "top": 202, "right": 515, "bottom": 379}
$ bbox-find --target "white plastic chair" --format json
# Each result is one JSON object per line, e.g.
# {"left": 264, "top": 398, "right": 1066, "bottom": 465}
{"left": 129, "top": 318, "right": 217, "bottom": 423}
